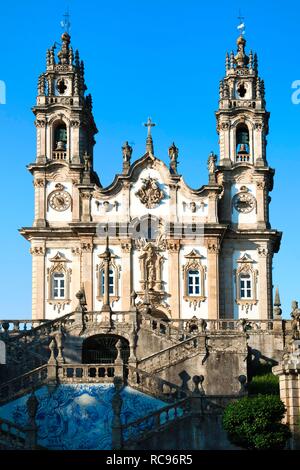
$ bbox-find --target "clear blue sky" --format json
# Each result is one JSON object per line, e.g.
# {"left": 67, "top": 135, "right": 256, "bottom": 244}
{"left": 0, "top": 0, "right": 299, "bottom": 318}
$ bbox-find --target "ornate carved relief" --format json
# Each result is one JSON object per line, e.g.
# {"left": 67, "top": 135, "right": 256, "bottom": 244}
{"left": 81, "top": 242, "right": 93, "bottom": 253}
{"left": 135, "top": 176, "right": 165, "bottom": 208}
{"left": 182, "top": 249, "right": 206, "bottom": 310}
{"left": 30, "top": 246, "right": 45, "bottom": 256}
{"left": 207, "top": 239, "right": 220, "bottom": 254}
{"left": 33, "top": 179, "right": 46, "bottom": 188}
{"left": 120, "top": 241, "right": 132, "bottom": 253}
{"left": 234, "top": 253, "right": 258, "bottom": 313}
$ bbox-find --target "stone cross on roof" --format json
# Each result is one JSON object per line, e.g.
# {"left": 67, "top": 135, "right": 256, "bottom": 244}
{"left": 144, "top": 117, "right": 156, "bottom": 155}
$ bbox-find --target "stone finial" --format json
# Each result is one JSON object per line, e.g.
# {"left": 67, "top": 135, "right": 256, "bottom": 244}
{"left": 57, "top": 32, "right": 71, "bottom": 65}
{"left": 234, "top": 35, "right": 249, "bottom": 68}
{"left": 48, "top": 338, "right": 57, "bottom": 364}
{"left": 229, "top": 51, "right": 235, "bottom": 69}
{"left": 225, "top": 52, "right": 230, "bottom": 72}
{"left": 168, "top": 142, "right": 179, "bottom": 174}
{"left": 130, "top": 290, "right": 137, "bottom": 308}
{"left": 192, "top": 375, "right": 205, "bottom": 396}
{"left": 75, "top": 286, "right": 87, "bottom": 313}
{"left": 273, "top": 287, "right": 282, "bottom": 318}
{"left": 122, "top": 141, "right": 132, "bottom": 173}
{"left": 207, "top": 151, "right": 217, "bottom": 183}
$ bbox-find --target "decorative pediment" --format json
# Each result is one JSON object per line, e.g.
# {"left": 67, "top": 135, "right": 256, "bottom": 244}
{"left": 237, "top": 253, "right": 254, "bottom": 264}
{"left": 49, "top": 251, "right": 71, "bottom": 263}
{"left": 184, "top": 249, "right": 204, "bottom": 260}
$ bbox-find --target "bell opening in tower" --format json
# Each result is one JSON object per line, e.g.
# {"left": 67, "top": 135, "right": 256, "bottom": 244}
{"left": 236, "top": 124, "right": 250, "bottom": 162}
{"left": 53, "top": 122, "right": 67, "bottom": 160}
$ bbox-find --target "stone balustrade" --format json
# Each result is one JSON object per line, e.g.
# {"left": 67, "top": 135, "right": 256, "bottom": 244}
{"left": 0, "top": 320, "right": 47, "bottom": 334}
{"left": 127, "top": 365, "right": 190, "bottom": 402}
{"left": 58, "top": 363, "right": 123, "bottom": 383}
{"left": 0, "top": 365, "right": 48, "bottom": 405}
{"left": 122, "top": 397, "right": 189, "bottom": 447}
{"left": 138, "top": 333, "right": 207, "bottom": 373}
{"left": 0, "top": 417, "right": 27, "bottom": 448}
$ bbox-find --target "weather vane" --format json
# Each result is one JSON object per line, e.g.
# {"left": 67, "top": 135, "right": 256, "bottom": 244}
{"left": 60, "top": 9, "right": 71, "bottom": 33}
{"left": 237, "top": 10, "right": 245, "bottom": 36}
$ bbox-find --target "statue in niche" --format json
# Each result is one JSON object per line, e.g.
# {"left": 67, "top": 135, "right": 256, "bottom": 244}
{"left": 139, "top": 242, "right": 164, "bottom": 292}
{"left": 145, "top": 244, "right": 156, "bottom": 289}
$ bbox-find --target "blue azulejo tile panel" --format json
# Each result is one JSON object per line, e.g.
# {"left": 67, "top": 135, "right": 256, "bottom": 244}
{"left": 0, "top": 384, "right": 165, "bottom": 450}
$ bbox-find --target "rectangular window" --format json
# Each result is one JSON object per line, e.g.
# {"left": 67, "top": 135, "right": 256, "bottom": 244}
{"left": 240, "top": 276, "right": 252, "bottom": 299}
{"left": 188, "top": 270, "right": 201, "bottom": 296}
{"left": 53, "top": 273, "right": 65, "bottom": 299}
{"left": 102, "top": 269, "right": 114, "bottom": 296}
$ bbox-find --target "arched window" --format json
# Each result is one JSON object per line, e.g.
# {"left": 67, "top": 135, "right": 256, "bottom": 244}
{"left": 96, "top": 251, "right": 120, "bottom": 306}
{"left": 52, "top": 272, "right": 65, "bottom": 299}
{"left": 101, "top": 269, "right": 115, "bottom": 296}
{"left": 188, "top": 270, "right": 200, "bottom": 296}
{"left": 240, "top": 274, "right": 252, "bottom": 299}
{"left": 53, "top": 123, "right": 67, "bottom": 160}
{"left": 236, "top": 124, "right": 250, "bottom": 162}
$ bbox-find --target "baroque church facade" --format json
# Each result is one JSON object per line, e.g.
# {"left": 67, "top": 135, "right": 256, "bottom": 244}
{"left": 21, "top": 30, "right": 281, "bottom": 323}
{"left": 2, "top": 26, "right": 300, "bottom": 452}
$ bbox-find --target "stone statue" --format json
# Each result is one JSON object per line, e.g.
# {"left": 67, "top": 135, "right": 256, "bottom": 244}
{"left": 168, "top": 142, "right": 179, "bottom": 174}
{"left": 291, "top": 300, "right": 300, "bottom": 340}
{"left": 122, "top": 141, "right": 132, "bottom": 173}
{"left": 207, "top": 152, "right": 217, "bottom": 175}
{"left": 145, "top": 245, "right": 156, "bottom": 289}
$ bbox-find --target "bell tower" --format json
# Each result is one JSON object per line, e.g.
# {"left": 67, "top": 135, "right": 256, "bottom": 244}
{"left": 216, "top": 31, "right": 274, "bottom": 231}
{"left": 216, "top": 30, "right": 282, "bottom": 321}
{"left": 29, "top": 31, "right": 98, "bottom": 227}
{"left": 216, "top": 34, "right": 268, "bottom": 168}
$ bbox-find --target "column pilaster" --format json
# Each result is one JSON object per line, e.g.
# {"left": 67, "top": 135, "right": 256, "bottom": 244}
{"left": 166, "top": 240, "right": 180, "bottom": 318}
{"left": 206, "top": 238, "right": 220, "bottom": 320}
{"left": 80, "top": 238, "right": 93, "bottom": 311}
{"left": 30, "top": 243, "right": 46, "bottom": 320}
{"left": 120, "top": 240, "right": 132, "bottom": 311}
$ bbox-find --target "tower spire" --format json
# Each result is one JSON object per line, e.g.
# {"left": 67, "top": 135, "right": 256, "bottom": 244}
{"left": 144, "top": 117, "right": 156, "bottom": 155}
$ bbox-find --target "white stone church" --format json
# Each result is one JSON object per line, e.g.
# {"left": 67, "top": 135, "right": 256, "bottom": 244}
{"left": 21, "top": 30, "right": 281, "bottom": 324}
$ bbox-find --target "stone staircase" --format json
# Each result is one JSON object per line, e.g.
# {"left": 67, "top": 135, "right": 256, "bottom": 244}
{"left": 138, "top": 332, "right": 208, "bottom": 374}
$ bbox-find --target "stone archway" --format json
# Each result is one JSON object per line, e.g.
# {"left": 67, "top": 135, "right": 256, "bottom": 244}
{"left": 82, "top": 334, "right": 130, "bottom": 364}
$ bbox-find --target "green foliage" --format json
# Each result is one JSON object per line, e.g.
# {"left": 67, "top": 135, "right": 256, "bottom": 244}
{"left": 248, "top": 373, "right": 279, "bottom": 396}
{"left": 222, "top": 395, "right": 291, "bottom": 450}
